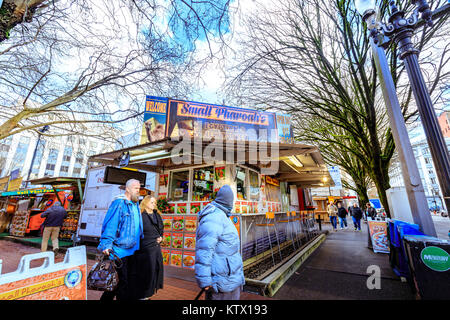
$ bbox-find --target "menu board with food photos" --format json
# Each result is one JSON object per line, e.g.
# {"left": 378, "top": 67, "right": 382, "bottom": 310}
{"left": 9, "top": 200, "right": 31, "bottom": 237}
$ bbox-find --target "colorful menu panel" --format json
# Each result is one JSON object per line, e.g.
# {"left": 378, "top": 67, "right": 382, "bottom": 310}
{"left": 176, "top": 203, "right": 188, "bottom": 214}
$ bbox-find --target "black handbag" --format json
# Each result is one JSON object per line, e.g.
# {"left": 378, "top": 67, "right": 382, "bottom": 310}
{"left": 87, "top": 251, "right": 123, "bottom": 292}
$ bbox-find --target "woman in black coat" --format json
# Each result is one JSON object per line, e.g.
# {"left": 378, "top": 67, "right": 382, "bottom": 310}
{"left": 129, "top": 196, "right": 164, "bottom": 299}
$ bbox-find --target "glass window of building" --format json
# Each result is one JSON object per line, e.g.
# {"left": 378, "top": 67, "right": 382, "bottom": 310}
{"left": 236, "top": 166, "right": 247, "bottom": 200}
{"left": 249, "top": 170, "right": 259, "bottom": 201}
{"left": 192, "top": 166, "right": 214, "bottom": 201}
{"left": 63, "top": 146, "right": 72, "bottom": 163}
{"left": 31, "top": 140, "right": 46, "bottom": 174}
{"left": 169, "top": 170, "right": 189, "bottom": 201}
{"left": 10, "top": 136, "right": 31, "bottom": 173}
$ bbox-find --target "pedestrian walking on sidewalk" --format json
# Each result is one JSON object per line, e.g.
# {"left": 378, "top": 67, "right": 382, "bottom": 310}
{"left": 128, "top": 196, "right": 164, "bottom": 300}
{"left": 365, "top": 203, "right": 377, "bottom": 220}
{"left": 337, "top": 202, "right": 348, "bottom": 230}
{"left": 97, "top": 179, "right": 143, "bottom": 301}
{"left": 327, "top": 201, "right": 338, "bottom": 231}
{"left": 195, "top": 185, "right": 245, "bottom": 300}
{"left": 349, "top": 203, "right": 363, "bottom": 231}
{"left": 40, "top": 201, "right": 67, "bottom": 254}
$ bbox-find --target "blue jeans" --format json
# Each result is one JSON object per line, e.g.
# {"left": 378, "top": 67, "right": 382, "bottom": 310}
{"left": 330, "top": 216, "right": 337, "bottom": 229}
{"left": 339, "top": 217, "right": 347, "bottom": 228}
{"left": 352, "top": 217, "right": 361, "bottom": 230}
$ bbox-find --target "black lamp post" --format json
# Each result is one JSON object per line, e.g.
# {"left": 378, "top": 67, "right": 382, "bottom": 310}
{"left": 25, "top": 125, "right": 49, "bottom": 188}
{"left": 361, "top": 1, "right": 450, "bottom": 217}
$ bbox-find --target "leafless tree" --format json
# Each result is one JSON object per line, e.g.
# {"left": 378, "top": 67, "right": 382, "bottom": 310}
{"left": 225, "top": 0, "right": 449, "bottom": 216}
{"left": 0, "top": 0, "right": 233, "bottom": 142}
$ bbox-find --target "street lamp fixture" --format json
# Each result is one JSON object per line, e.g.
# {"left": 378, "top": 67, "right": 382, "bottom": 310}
{"left": 354, "top": 0, "right": 450, "bottom": 236}
{"left": 25, "top": 125, "right": 50, "bottom": 188}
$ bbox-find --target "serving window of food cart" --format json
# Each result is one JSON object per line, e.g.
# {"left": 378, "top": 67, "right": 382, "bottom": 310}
{"left": 236, "top": 166, "right": 247, "bottom": 200}
{"left": 192, "top": 166, "right": 214, "bottom": 201}
{"left": 265, "top": 176, "right": 281, "bottom": 203}
{"left": 248, "top": 169, "right": 260, "bottom": 202}
{"left": 169, "top": 170, "right": 189, "bottom": 201}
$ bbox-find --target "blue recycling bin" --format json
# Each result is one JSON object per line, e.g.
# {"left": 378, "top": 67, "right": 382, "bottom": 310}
{"left": 387, "top": 220, "right": 422, "bottom": 279}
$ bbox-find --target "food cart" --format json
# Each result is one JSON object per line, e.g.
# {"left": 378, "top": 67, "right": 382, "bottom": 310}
{"left": 25, "top": 177, "right": 85, "bottom": 242}
{"left": 87, "top": 96, "right": 334, "bottom": 282}
{"left": 0, "top": 177, "right": 85, "bottom": 243}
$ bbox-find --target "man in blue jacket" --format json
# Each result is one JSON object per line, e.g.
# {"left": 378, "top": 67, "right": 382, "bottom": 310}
{"left": 98, "top": 179, "right": 143, "bottom": 300}
{"left": 195, "top": 184, "right": 245, "bottom": 300}
{"left": 40, "top": 201, "right": 67, "bottom": 254}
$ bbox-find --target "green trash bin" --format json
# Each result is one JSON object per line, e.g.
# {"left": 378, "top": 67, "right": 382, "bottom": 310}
{"left": 403, "top": 235, "right": 450, "bottom": 299}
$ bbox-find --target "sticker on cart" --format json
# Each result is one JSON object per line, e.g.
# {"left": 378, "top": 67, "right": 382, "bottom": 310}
{"left": 0, "top": 246, "right": 87, "bottom": 300}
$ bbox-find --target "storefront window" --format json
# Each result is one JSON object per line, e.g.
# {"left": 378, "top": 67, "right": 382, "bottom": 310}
{"left": 192, "top": 166, "right": 214, "bottom": 201}
{"left": 169, "top": 170, "right": 190, "bottom": 201}
{"left": 249, "top": 170, "right": 259, "bottom": 201}
{"left": 265, "top": 176, "right": 280, "bottom": 202}
{"left": 236, "top": 166, "right": 247, "bottom": 200}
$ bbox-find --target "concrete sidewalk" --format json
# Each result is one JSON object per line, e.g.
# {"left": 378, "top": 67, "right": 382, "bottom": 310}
{"left": 273, "top": 221, "right": 416, "bottom": 300}
{"left": 0, "top": 239, "right": 270, "bottom": 300}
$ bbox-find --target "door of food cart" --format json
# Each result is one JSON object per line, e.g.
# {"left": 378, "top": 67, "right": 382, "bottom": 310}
{"left": 0, "top": 246, "right": 87, "bottom": 300}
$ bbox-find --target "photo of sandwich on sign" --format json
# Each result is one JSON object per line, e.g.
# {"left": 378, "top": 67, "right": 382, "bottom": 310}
{"left": 145, "top": 117, "right": 166, "bottom": 142}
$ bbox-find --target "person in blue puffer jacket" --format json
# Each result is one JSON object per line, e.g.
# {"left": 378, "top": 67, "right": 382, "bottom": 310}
{"left": 195, "top": 184, "right": 245, "bottom": 300}
{"left": 97, "top": 179, "right": 144, "bottom": 300}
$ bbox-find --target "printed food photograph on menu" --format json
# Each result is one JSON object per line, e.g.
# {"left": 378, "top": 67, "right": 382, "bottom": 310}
{"left": 171, "top": 233, "right": 183, "bottom": 249}
{"left": 183, "top": 233, "right": 196, "bottom": 250}
{"left": 170, "top": 250, "right": 183, "bottom": 267}
{"left": 162, "top": 250, "right": 170, "bottom": 265}
{"left": 162, "top": 216, "right": 173, "bottom": 231}
{"left": 184, "top": 216, "right": 197, "bottom": 232}
{"left": 172, "top": 216, "right": 184, "bottom": 231}
{"left": 161, "top": 233, "right": 171, "bottom": 248}
{"left": 183, "top": 252, "right": 195, "bottom": 269}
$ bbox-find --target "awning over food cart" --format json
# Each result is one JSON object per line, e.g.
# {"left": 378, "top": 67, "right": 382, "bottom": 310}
{"left": 88, "top": 137, "right": 333, "bottom": 188}
{"left": 0, "top": 188, "right": 65, "bottom": 197}
{"left": 25, "top": 177, "right": 86, "bottom": 202}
